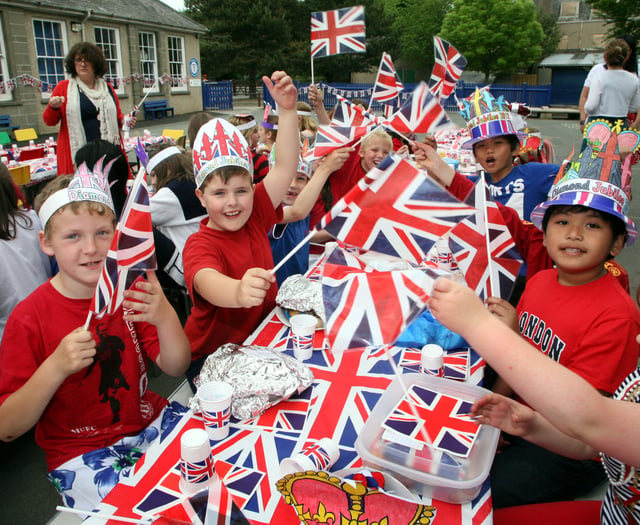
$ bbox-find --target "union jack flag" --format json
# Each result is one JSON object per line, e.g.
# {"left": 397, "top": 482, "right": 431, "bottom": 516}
{"left": 371, "top": 52, "right": 404, "bottom": 108}
{"left": 429, "top": 36, "right": 467, "bottom": 102}
{"left": 448, "top": 179, "right": 523, "bottom": 300}
{"left": 180, "top": 455, "right": 215, "bottom": 485}
{"left": 306, "top": 124, "right": 373, "bottom": 161}
{"left": 318, "top": 153, "right": 476, "bottom": 265}
{"left": 386, "top": 82, "right": 451, "bottom": 135}
{"left": 383, "top": 384, "right": 480, "bottom": 457}
{"left": 400, "top": 347, "right": 471, "bottom": 381}
{"left": 331, "top": 95, "right": 381, "bottom": 128}
{"left": 203, "top": 406, "right": 231, "bottom": 429}
{"left": 90, "top": 168, "right": 157, "bottom": 318}
{"left": 300, "top": 441, "right": 332, "bottom": 470}
{"left": 311, "top": 6, "right": 366, "bottom": 59}
{"left": 322, "top": 247, "right": 438, "bottom": 350}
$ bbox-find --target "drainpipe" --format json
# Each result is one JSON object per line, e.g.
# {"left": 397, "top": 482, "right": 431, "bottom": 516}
{"left": 80, "top": 10, "right": 93, "bottom": 41}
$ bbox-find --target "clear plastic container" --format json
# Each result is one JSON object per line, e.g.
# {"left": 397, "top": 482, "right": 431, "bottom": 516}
{"left": 355, "top": 373, "right": 499, "bottom": 503}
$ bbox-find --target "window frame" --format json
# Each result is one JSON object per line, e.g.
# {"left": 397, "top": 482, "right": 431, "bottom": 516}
{"left": 33, "top": 18, "right": 68, "bottom": 99}
{"left": 138, "top": 31, "right": 159, "bottom": 94}
{"left": 94, "top": 25, "right": 125, "bottom": 96}
{"left": 167, "top": 35, "right": 188, "bottom": 93}
{"left": 0, "top": 15, "right": 11, "bottom": 101}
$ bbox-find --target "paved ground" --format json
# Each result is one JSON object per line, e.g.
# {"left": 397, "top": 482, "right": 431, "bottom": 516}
{"left": 2, "top": 103, "right": 638, "bottom": 524}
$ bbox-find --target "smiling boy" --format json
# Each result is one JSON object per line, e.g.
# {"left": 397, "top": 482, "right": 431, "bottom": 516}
{"left": 182, "top": 71, "right": 299, "bottom": 387}
{"left": 414, "top": 125, "right": 640, "bottom": 508}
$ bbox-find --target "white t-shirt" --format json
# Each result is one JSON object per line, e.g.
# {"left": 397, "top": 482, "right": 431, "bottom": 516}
{"left": 0, "top": 209, "right": 51, "bottom": 342}
{"left": 584, "top": 68, "right": 640, "bottom": 117}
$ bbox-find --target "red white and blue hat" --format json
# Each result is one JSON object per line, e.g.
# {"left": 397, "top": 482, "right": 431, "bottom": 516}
{"left": 268, "top": 148, "right": 312, "bottom": 178}
{"left": 459, "top": 87, "right": 526, "bottom": 149}
{"left": 192, "top": 119, "right": 253, "bottom": 189}
{"left": 530, "top": 122, "right": 640, "bottom": 247}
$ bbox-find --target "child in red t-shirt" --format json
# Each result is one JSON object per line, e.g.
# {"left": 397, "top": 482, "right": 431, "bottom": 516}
{"left": 0, "top": 164, "right": 190, "bottom": 510}
{"left": 183, "top": 71, "right": 299, "bottom": 388}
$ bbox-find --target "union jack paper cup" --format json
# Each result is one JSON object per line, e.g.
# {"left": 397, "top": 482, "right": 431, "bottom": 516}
{"left": 179, "top": 428, "right": 216, "bottom": 495}
{"left": 421, "top": 344, "right": 444, "bottom": 377}
{"left": 280, "top": 438, "right": 340, "bottom": 476}
{"left": 197, "top": 381, "right": 233, "bottom": 441}
{"left": 290, "top": 313, "right": 317, "bottom": 361}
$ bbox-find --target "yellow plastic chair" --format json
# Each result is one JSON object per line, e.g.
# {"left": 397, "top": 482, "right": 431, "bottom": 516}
{"left": 161, "top": 129, "right": 185, "bottom": 142}
{"left": 14, "top": 128, "right": 38, "bottom": 142}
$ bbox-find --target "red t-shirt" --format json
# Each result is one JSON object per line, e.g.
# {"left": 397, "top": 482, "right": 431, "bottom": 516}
{"left": 183, "top": 183, "right": 283, "bottom": 359}
{"left": 0, "top": 281, "right": 166, "bottom": 471}
{"left": 517, "top": 270, "right": 640, "bottom": 394}
{"left": 309, "top": 147, "right": 365, "bottom": 228}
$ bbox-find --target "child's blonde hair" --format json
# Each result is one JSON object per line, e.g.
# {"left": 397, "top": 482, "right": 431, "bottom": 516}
{"left": 228, "top": 115, "right": 258, "bottom": 145}
{"left": 361, "top": 127, "right": 393, "bottom": 151}
{"left": 297, "top": 101, "right": 318, "bottom": 134}
{"left": 34, "top": 175, "right": 115, "bottom": 236}
{"left": 188, "top": 112, "right": 214, "bottom": 149}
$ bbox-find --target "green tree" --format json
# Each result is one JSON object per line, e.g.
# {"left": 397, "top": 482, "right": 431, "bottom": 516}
{"left": 441, "top": 0, "right": 544, "bottom": 82}
{"left": 385, "top": 0, "right": 452, "bottom": 71}
{"left": 584, "top": 0, "right": 640, "bottom": 42}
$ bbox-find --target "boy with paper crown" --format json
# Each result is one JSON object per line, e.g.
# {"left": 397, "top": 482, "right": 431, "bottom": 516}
{"left": 414, "top": 122, "right": 640, "bottom": 508}
{"left": 0, "top": 161, "right": 191, "bottom": 510}
{"left": 183, "top": 71, "right": 299, "bottom": 388}
{"left": 460, "top": 88, "right": 559, "bottom": 221}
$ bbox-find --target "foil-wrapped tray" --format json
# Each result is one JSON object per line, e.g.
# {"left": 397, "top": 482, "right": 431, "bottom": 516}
{"left": 275, "top": 274, "right": 325, "bottom": 321}
{"left": 190, "top": 343, "right": 314, "bottom": 420}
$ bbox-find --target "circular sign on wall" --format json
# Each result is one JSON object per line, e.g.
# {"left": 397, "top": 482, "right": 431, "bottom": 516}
{"left": 189, "top": 58, "right": 200, "bottom": 78}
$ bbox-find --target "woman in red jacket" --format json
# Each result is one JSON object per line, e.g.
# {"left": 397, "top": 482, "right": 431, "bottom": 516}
{"left": 42, "top": 42, "right": 134, "bottom": 175}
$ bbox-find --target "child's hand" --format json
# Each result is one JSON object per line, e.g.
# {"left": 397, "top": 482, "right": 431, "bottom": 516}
{"left": 50, "top": 327, "right": 96, "bottom": 376}
{"left": 422, "top": 135, "right": 438, "bottom": 151}
{"left": 428, "top": 277, "right": 489, "bottom": 337}
{"left": 411, "top": 141, "right": 453, "bottom": 185}
{"left": 485, "top": 296, "right": 519, "bottom": 331}
{"left": 471, "top": 393, "right": 535, "bottom": 437}
{"left": 320, "top": 147, "right": 353, "bottom": 173}
{"left": 122, "top": 271, "right": 175, "bottom": 326}
{"left": 396, "top": 144, "right": 410, "bottom": 158}
{"left": 237, "top": 268, "right": 275, "bottom": 307}
{"left": 263, "top": 71, "right": 298, "bottom": 112}
{"left": 308, "top": 84, "right": 324, "bottom": 109}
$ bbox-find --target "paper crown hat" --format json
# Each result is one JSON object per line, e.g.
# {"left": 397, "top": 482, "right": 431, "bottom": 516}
{"left": 39, "top": 157, "right": 115, "bottom": 227}
{"left": 268, "top": 148, "right": 312, "bottom": 178}
{"left": 459, "top": 87, "right": 526, "bottom": 149}
{"left": 192, "top": 118, "right": 253, "bottom": 189}
{"left": 530, "top": 121, "right": 640, "bottom": 247}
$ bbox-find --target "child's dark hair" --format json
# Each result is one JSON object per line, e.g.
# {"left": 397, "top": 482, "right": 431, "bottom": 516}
{"left": 146, "top": 143, "right": 192, "bottom": 191}
{"left": 0, "top": 163, "right": 33, "bottom": 241}
{"left": 472, "top": 134, "right": 521, "bottom": 155}
{"left": 542, "top": 204, "right": 627, "bottom": 257}
{"left": 188, "top": 112, "right": 213, "bottom": 149}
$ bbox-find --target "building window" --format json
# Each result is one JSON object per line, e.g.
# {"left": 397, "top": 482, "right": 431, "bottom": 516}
{"left": 138, "top": 31, "right": 159, "bottom": 92}
{"left": 94, "top": 26, "right": 124, "bottom": 94}
{"left": 0, "top": 16, "right": 11, "bottom": 101}
{"left": 168, "top": 35, "right": 187, "bottom": 92}
{"left": 559, "top": 1, "right": 580, "bottom": 18}
{"left": 33, "top": 19, "right": 66, "bottom": 95}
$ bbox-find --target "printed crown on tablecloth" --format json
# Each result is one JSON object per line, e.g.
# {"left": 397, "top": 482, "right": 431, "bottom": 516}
{"left": 530, "top": 121, "right": 640, "bottom": 247}
{"left": 458, "top": 87, "right": 526, "bottom": 149}
{"left": 192, "top": 118, "right": 253, "bottom": 189}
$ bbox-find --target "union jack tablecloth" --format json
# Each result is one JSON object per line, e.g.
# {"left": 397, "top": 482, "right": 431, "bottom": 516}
{"left": 89, "top": 307, "right": 491, "bottom": 524}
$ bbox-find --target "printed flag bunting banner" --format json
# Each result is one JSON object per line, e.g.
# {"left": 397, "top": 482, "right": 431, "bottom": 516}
{"left": 306, "top": 124, "right": 373, "bottom": 161}
{"left": 321, "top": 247, "right": 439, "bottom": 350}
{"left": 318, "top": 153, "right": 476, "bottom": 265}
{"left": 386, "top": 81, "right": 451, "bottom": 135}
{"left": 429, "top": 37, "right": 467, "bottom": 102}
{"left": 371, "top": 52, "right": 404, "bottom": 108}
{"left": 448, "top": 179, "right": 523, "bottom": 300}
{"left": 90, "top": 168, "right": 157, "bottom": 319}
{"left": 311, "top": 6, "right": 366, "bottom": 58}
{"left": 382, "top": 384, "right": 480, "bottom": 457}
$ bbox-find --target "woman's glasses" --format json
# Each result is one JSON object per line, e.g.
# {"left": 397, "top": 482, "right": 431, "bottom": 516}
{"left": 74, "top": 57, "right": 88, "bottom": 65}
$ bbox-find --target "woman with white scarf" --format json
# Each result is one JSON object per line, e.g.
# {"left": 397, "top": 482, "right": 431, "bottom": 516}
{"left": 43, "top": 42, "right": 134, "bottom": 175}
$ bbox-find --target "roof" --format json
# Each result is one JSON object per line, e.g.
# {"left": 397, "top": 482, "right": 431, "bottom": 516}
{"left": 9, "top": 0, "right": 207, "bottom": 34}
{"left": 538, "top": 52, "right": 602, "bottom": 68}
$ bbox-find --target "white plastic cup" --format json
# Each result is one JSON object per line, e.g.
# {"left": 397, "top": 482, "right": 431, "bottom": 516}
{"left": 179, "top": 428, "right": 216, "bottom": 494}
{"left": 290, "top": 314, "right": 317, "bottom": 360}
{"left": 122, "top": 115, "right": 132, "bottom": 131}
{"left": 197, "top": 381, "right": 233, "bottom": 441}
{"left": 280, "top": 438, "right": 340, "bottom": 476}
{"left": 421, "top": 344, "right": 444, "bottom": 377}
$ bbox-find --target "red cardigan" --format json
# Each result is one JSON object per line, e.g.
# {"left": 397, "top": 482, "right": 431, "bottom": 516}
{"left": 42, "top": 79, "right": 124, "bottom": 175}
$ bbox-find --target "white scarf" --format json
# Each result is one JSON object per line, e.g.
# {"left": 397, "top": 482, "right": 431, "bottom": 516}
{"left": 66, "top": 76, "right": 120, "bottom": 162}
